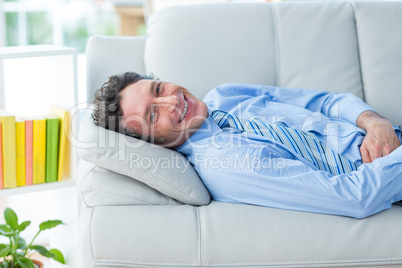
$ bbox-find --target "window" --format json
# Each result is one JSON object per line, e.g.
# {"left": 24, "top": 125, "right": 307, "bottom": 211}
{"left": 1, "top": 0, "right": 118, "bottom": 53}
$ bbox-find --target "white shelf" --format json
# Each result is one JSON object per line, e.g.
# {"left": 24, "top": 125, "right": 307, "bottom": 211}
{"left": 0, "top": 45, "right": 80, "bottom": 268}
{"left": 0, "top": 45, "right": 76, "bottom": 60}
{"left": 0, "top": 180, "right": 76, "bottom": 197}
{"left": 0, "top": 45, "right": 78, "bottom": 110}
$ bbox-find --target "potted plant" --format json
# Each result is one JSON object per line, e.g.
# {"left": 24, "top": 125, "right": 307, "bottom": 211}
{"left": 0, "top": 207, "right": 65, "bottom": 268}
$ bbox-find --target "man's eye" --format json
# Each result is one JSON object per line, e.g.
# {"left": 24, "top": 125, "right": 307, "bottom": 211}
{"left": 156, "top": 84, "right": 160, "bottom": 95}
{"left": 150, "top": 111, "right": 155, "bottom": 123}
{"left": 150, "top": 107, "right": 158, "bottom": 124}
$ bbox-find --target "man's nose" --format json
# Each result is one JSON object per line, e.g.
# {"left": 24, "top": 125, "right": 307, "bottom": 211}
{"left": 155, "top": 95, "right": 179, "bottom": 113}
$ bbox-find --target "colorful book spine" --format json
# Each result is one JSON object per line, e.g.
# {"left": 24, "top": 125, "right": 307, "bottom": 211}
{"left": 0, "top": 122, "right": 3, "bottom": 189}
{"left": 45, "top": 115, "right": 59, "bottom": 183}
{"left": 50, "top": 105, "right": 70, "bottom": 181}
{"left": 0, "top": 111, "right": 17, "bottom": 188}
{"left": 24, "top": 117, "right": 33, "bottom": 186}
{"left": 32, "top": 116, "right": 46, "bottom": 184}
{"left": 15, "top": 118, "right": 26, "bottom": 187}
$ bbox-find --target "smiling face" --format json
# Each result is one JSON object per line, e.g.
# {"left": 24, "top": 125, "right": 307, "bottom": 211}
{"left": 120, "top": 79, "right": 208, "bottom": 148}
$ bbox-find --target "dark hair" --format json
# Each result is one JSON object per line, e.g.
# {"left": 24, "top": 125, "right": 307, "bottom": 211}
{"left": 91, "top": 71, "right": 154, "bottom": 140}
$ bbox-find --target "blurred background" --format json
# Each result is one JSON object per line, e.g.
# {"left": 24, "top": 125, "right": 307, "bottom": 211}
{"left": 0, "top": 0, "right": 276, "bottom": 103}
{"left": 0, "top": 0, "right": 278, "bottom": 53}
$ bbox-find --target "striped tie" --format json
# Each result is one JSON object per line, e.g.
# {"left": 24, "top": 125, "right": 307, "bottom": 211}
{"left": 211, "top": 110, "right": 358, "bottom": 175}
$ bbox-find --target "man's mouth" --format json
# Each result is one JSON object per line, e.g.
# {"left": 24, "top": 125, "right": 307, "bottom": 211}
{"left": 179, "top": 98, "right": 188, "bottom": 122}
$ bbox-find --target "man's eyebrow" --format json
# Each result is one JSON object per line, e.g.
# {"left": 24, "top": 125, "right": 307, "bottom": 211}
{"left": 149, "top": 80, "right": 157, "bottom": 95}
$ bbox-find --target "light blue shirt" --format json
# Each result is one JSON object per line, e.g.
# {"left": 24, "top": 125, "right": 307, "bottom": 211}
{"left": 176, "top": 83, "right": 402, "bottom": 218}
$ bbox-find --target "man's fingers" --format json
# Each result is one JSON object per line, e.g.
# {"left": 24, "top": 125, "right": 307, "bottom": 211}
{"left": 382, "top": 145, "right": 393, "bottom": 156}
{"left": 360, "top": 145, "right": 371, "bottom": 163}
{"left": 368, "top": 144, "right": 382, "bottom": 161}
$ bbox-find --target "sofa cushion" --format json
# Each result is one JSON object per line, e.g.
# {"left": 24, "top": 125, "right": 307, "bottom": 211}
{"left": 77, "top": 108, "right": 211, "bottom": 206}
{"left": 83, "top": 202, "right": 402, "bottom": 267}
{"left": 145, "top": 3, "right": 277, "bottom": 99}
{"left": 145, "top": 2, "right": 364, "bottom": 101}
{"left": 353, "top": 1, "right": 402, "bottom": 125}
{"left": 273, "top": 1, "right": 363, "bottom": 98}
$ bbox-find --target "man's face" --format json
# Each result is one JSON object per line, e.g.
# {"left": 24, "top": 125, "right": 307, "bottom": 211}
{"left": 120, "top": 79, "right": 208, "bottom": 148}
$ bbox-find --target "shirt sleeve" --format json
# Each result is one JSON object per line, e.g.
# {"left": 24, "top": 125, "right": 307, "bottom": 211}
{"left": 197, "top": 141, "right": 402, "bottom": 219}
{"left": 204, "top": 83, "right": 375, "bottom": 125}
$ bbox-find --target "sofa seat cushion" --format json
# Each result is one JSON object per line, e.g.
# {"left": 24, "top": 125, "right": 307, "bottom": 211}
{"left": 82, "top": 202, "right": 402, "bottom": 267}
{"left": 77, "top": 108, "right": 211, "bottom": 206}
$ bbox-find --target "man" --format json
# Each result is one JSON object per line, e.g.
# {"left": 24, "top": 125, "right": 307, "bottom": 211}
{"left": 92, "top": 72, "right": 402, "bottom": 219}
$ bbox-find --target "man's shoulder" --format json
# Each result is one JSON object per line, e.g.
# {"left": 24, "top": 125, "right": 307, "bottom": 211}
{"left": 208, "top": 83, "right": 273, "bottom": 93}
{"left": 203, "top": 83, "right": 277, "bottom": 110}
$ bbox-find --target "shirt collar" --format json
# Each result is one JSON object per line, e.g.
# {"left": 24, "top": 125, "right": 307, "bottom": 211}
{"left": 176, "top": 108, "right": 222, "bottom": 154}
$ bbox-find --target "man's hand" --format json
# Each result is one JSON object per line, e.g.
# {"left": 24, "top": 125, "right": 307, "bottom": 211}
{"left": 356, "top": 110, "right": 400, "bottom": 163}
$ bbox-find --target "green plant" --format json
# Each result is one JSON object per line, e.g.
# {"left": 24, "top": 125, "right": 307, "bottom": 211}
{"left": 0, "top": 208, "right": 65, "bottom": 268}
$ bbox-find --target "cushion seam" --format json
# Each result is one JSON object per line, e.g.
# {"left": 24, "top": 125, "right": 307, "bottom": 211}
{"left": 349, "top": 1, "right": 366, "bottom": 102}
{"left": 79, "top": 162, "right": 97, "bottom": 208}
{"left": 88, "top": 207, "right": 95, "bottom": 268}
{"left": 196, "top": 207, "right": 202, "bottom": 264}
{"left": 92, "top": 257, "right": 402, "bottom": 266}
{"left": 272, "top": 2, "right": 281, "bottom": 86}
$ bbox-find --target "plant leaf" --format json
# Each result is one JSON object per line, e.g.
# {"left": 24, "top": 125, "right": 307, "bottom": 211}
{"left": 0, "top": 244, "right": 10, "bottom": 257}
{"left": 39, "top": 220, "right": 64, "bottom": 231}
{"left": 4, "top": 208, "right": 18, "bottom": 229}
{"left": 16, "top": 257, "right": 34, "bottom": 268}
{"left": 30, "top": 245, "right": 52, "bottom": 258}
{"left": 0, "top": 225, "right": 14, "bottom": 237}
{"left": 18, "top": 221, "right": 31, "bottom": 232}
{"left": 17, "top": 237, "right": 27, "bottom": 250}
{"left": 49, "top": 248, "right": 65, "bottom": 264}
{"left": 0, "top": 260, "right": 10, "bottom": 268}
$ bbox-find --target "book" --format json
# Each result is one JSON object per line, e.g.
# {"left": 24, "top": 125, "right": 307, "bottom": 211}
{"left": 21, "top": 117, "right": 33, "bottom": 186}
{"left": 45, "top": 115, "right": 59, "bottom": 183}
{"left": 32, "top": 116, "right": 46, "bottom": 184}
{"left": 0, "top": 111, "right": 17, "bottom": 188}
{"left": 15, "top": 117, "right": 26, "bottom": 187}
{"left": 0, "top": 122, "right": 3, "bottom": 189}
{"left": 50, "top": 106, "right": 70, "bottom": 181}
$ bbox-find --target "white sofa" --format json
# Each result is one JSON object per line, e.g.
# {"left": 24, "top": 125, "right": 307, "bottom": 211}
{"left": 78, "top": 2, "right": 402, "bottom": 267}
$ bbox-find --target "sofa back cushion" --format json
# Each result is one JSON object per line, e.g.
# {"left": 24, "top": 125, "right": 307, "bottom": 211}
{"left": 353, "top": 1, "right": 402, "bottom": 125}
{"left": 145, "top": 1, "right": 402, "bottom": 125}
{"left": 145, "top": 2, "right": 363, "bottom": 100}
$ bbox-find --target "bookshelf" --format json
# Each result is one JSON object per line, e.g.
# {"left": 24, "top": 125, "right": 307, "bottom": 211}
{"left": 0, "top": 179, "right": 76, "bottom": 197}
{"left": 0, "top": 45, "right": 78, "bottom": 187}
{"left": 0, "top": 45, "right": 79, "bottom": 268}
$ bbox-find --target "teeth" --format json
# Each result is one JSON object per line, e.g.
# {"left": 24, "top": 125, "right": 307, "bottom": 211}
{"left": 180, "top": 99, "right": 188, "bottom": 122}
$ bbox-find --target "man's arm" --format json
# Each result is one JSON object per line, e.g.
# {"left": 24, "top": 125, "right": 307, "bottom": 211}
{"left": 197, "top": 140, "right": 402, "bottom": 219}
{"left": 195, "top": 137, "right": 402, "bottom": 218}
{"left": 356, "top": 110, "right": 401, "bottom": 163}
{"left": 205, "top": 84, "right": 401, "bottom": 160}
{"left": 205, "top": 84, "right": 373, "bottom": 126}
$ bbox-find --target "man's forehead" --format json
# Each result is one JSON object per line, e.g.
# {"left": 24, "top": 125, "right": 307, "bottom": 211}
{"left": 121, "top": 82, "right": 150, "bottom": 116}
{"left": 120, "top": 81, "right": 154, "bottom": 135}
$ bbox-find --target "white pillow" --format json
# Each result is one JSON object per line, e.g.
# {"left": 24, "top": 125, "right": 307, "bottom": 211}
{"left": 77, "top": 160, "right": 182, "bottom": 207}
{"left": 76, "top": 108, "right": 211, "bottom": 206}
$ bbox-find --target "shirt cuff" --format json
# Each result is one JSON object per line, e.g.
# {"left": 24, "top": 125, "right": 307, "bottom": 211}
{"left": 339, "top": 96, "right": 375, "bottom": 125}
